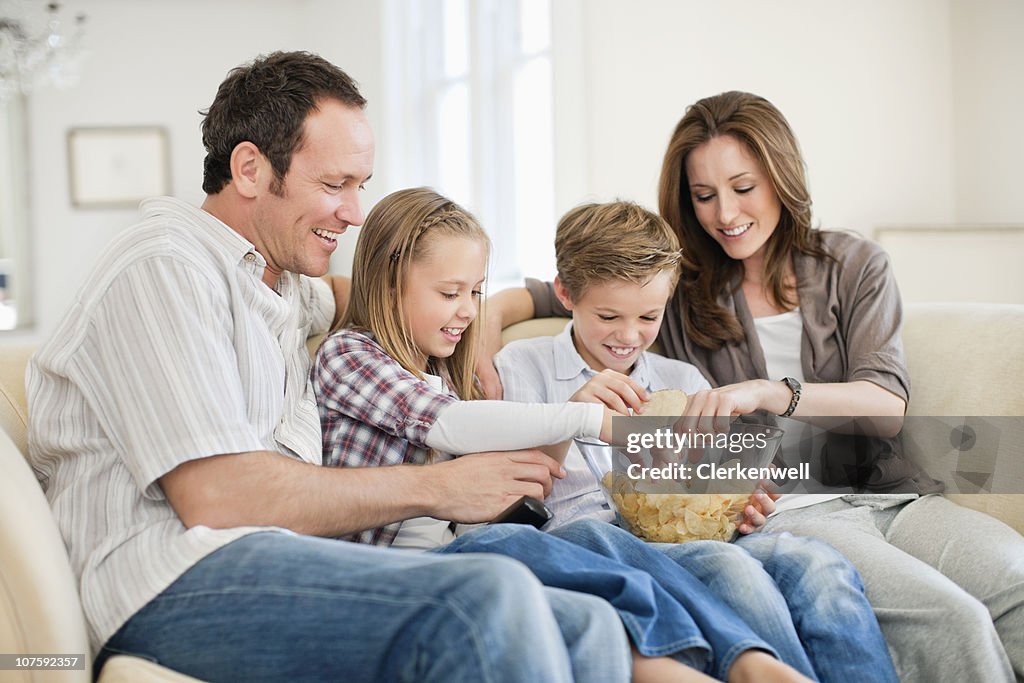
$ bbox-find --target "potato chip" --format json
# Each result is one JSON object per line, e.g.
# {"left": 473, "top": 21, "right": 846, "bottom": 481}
{"left": 638, "top": 389, "right": 689, "bottom": 416}
{"left": 601, "top": 471, "right": 749, "bottom": 544}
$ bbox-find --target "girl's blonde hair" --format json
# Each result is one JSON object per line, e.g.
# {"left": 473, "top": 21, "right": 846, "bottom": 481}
{"left": 340, "top": 187, "right": 489, "bottom": 400}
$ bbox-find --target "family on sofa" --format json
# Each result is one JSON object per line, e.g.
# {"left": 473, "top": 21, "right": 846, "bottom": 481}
{"left": 24, "top": 50, "right": 1024, "bottom": 682}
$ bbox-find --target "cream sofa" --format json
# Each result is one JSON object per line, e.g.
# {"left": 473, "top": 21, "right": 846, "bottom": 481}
{"left": 1, "top": 302, "right": 1021, "bottom": 682}
{"left": 499, "top": 303, "right": 1024, "bottom": 532}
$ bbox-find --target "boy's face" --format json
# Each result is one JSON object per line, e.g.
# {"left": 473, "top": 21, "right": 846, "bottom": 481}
{"left": 555, "top": 271, "right": 673, "bottom": 374}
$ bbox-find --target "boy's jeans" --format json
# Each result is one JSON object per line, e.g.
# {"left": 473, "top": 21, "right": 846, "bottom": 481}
{"left": 550, "top": 518, "right": 898, "bottom": 683}
{"left": 96, "top": 531, "right": 631, "bottom": 683}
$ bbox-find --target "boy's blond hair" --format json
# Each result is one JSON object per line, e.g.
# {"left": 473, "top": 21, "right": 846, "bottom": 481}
{"left": 555, "top": 201, "right": 682, "bottom": 301}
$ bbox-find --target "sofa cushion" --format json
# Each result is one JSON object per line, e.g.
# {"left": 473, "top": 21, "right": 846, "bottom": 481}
{"left": 903, "top": 303, "right": 1024, "bottom": 416}
{"left": 0, "top": 345, "right": 33, "bottom": 457}
{"left": 0, "top": 426, "right": 93, "bottom": 678}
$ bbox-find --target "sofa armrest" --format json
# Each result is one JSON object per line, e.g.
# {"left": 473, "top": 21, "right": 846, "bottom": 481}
{"left": 98, "top": 655, "right": 204, "bottom": 682}
{"left": 0, "top": 426, "right": 92, "bottom": 681}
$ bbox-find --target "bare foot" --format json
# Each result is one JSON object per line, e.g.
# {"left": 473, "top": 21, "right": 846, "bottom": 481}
{"left": 632, "top": 646, "right": 717, "bottom": 683}
{"left": 728, "top": 650, "right": 815, "bottom": 683}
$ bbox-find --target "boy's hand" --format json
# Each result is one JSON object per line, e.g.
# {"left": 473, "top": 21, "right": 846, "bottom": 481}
{"left": 571, "top": 369, "right": 648, "bottom": 415}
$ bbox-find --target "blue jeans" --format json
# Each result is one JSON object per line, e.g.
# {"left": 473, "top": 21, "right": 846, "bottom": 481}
{"left": 549, "top": 518, "right": 898, "bottom": 683}
{"left": 734, "top": 529, "right": 898, "bottom": 683}
{"left": 95, "top": 531, "right": 631, "bottom": 683}
{"left": 442, "top": 523, "right": 774, "bottom": 680}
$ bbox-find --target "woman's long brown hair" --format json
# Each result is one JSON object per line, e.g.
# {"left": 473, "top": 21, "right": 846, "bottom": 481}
{"left": 658, "top": 91, "right": 832, "bottom": 349}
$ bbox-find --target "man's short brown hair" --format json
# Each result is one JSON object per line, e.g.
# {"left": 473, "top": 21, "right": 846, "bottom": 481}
{"left": 200, "top": 51, "right": 366, "bottom": 195}
{"left": 555, "top": 201, "right": 682, "bottom": 301}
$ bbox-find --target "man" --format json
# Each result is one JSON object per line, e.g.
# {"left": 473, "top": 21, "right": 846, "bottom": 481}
{"left": 27, "top": 51, "right": 629, "bottom": 683}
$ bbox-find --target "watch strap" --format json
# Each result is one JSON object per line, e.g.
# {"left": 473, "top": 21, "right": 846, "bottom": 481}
{"left": 780, "top": 376, "right": 802, "bottom": 418}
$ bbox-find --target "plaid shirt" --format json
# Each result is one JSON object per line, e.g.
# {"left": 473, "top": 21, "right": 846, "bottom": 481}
{"left": 312, "top": 329, "right": 457, "bottom": 546}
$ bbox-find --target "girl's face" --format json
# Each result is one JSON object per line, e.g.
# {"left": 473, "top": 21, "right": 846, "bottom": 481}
{"left": 685, "top": 134, "right": 783, "bottom": 269}
{"left": 402, "top": 234, "right": 487, "bottom": 370}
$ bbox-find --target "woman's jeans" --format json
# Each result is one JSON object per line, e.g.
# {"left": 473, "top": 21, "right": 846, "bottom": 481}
{"left": 96, "top": 531, "right": 632, "bottom": 683}
{"left": 549, "top": 518, "right": 898, "bottom": 683}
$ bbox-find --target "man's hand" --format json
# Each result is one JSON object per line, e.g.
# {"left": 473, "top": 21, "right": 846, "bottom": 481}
{"left": 159, "top": 447, "right": 564, "bottom": 537}
{"left": 424, "top": 450, "right": 564, "bottom": 524}
{"left": 570, "top": 369, "right": 648, "bottom": 415}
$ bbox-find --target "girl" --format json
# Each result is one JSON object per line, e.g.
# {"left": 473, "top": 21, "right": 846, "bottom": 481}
{"left": 312, "top": 187, "right": 812, "bottom": 683}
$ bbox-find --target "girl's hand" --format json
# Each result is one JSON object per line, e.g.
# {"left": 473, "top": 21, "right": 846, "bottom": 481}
{"left": 571, "top": 369, "right": 648, "bottom": 415}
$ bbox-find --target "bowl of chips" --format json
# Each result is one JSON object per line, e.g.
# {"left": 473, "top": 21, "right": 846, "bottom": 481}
{"left": 574, "top": 390, "right": 784, "bottom": 543}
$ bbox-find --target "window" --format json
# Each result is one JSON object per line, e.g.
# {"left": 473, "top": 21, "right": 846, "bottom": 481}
{"left": 383, "top": 0, "right": 556, "bottom": 290}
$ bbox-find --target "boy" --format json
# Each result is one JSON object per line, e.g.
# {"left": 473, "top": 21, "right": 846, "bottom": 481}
{"left": 494, "top": 201, "right": 899, "bottom": 683}
{"left": 495, "top": 201, "right": 708, "bottom": 525}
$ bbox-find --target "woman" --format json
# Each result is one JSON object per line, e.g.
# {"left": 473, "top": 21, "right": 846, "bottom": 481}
{"left": 480, "top": 91, "right": 1024, "bottom": 682}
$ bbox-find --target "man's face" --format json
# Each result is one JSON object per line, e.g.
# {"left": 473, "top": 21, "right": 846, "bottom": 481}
{"left": 251, "top": 99, "right": 375, "bottom": 286}
{"left": 556, "top": 272, "right": 673, "bottom": 374}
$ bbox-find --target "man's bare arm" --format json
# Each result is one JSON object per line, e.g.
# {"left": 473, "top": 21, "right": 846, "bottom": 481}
{"left": 159, "top": 448, "right": 561, "bottom": 536}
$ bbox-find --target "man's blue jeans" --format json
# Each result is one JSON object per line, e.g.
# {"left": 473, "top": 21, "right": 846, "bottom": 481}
{"left": 550, "top": 518, "right": 899, "bottom": 683}
{"left": 95, "top": 531, "right": 632, "bottom": 683}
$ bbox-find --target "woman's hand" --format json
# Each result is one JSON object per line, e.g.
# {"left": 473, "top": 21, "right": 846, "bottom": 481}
{"left": 677, "top": 379, "right": 777, "bottom": 433}
{"left": 682, "top": 379, "right": 906, "bottom": 437}
{"left": 477, "top": 288, "right": 538, "bottom": 399}
{"left": 476, "top": 353, "right": 504, "bottom": 400}
{"left": 736, "top": 489, "right": 780, "bottom": 535}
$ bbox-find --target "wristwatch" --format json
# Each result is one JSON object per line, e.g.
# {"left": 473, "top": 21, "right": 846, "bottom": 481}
{"left": 779, "top": 377, "right": 802, "bottom": 418}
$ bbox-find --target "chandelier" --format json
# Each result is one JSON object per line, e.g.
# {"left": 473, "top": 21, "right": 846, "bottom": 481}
{"left": 0, "top": 1, "right": 87, "bottom": 102}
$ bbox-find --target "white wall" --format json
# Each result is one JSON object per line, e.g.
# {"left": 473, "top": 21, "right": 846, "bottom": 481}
{"left": 10, "top": 0, "right": 385, "bottom": 345}
{"left": 4, "top": 0, "right": 1022, "bottom": 344}
{"left": 558, "top": 0, "right": 958, "bottom": 234}
{"left": 951, "top": 0, "right": 1024, "bottom": 223}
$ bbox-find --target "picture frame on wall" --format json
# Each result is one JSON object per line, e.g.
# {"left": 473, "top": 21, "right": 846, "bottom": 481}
{"left": 67, "top": 126, "right": 171, "bottom": 208}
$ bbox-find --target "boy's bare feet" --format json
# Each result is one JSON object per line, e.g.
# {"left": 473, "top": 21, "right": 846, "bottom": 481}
{"left": 728, "top": 650, "right": 815, "bottom": 683}
{"left": 631, "top": 647, "right": 717, "bottom": 683}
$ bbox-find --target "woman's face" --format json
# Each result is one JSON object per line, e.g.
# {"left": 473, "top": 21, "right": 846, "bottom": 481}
{"left": 684, "top": 134, "right": 782, "bottom": 267}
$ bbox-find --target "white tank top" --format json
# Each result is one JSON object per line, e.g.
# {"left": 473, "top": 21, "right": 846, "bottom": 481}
{"left": 754, "top": 308, "right": 845, "bottom": 513}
